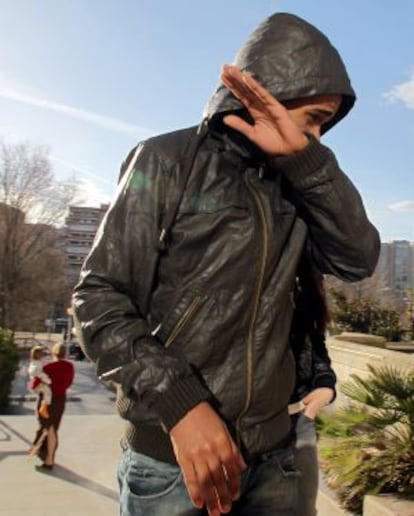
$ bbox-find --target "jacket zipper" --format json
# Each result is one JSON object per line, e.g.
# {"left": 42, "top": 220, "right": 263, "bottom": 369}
{"left": 164, "top": 295, "right": 203, "bottom": 348}
{"left": 235, "top": 170, "right": 270, "bottom": 447}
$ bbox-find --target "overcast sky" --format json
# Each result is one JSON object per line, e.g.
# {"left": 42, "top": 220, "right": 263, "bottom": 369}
{"left": 1, "top": 0, "right": 413, "bottom": 242}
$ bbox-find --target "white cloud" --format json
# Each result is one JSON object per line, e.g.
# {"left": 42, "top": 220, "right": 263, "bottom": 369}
{"left": 50, "top": 156, "right": 114, "bottom": 186}
{"left": 49, "top": 156, "right": 114, "bottom": 207}
{"left": 70, "top": 176, "right": 112, "bottom": 207}
{"left": 389, "top": 200, "right": 414, "bottom": 212}
{"left": 0, "top": 87, "right": 155, "bottom": 137}
{"left": 383, "top": 71, "right": 414, "bottom": 109}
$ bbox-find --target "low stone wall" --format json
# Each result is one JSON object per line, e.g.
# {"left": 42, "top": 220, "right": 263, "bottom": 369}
{"left": 317, "top": 336, "right": 414, "bottom": 514}
{"left": 326, "top": 335, "right": 414, "bottom": 407}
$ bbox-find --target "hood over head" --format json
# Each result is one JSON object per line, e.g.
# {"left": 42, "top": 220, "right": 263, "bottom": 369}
{"left": 204, "top": 13, "right": 356, "bottom": 134}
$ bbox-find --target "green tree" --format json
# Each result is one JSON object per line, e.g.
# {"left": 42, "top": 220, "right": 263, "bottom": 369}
{"left": 0, "top": 140, "right": 75, "bottom": 330}
{"left": 0, "top": 327, "right": 19, "bottom": 408}
{"left": 329, "top": 288, "right": 402, "bottom": 341}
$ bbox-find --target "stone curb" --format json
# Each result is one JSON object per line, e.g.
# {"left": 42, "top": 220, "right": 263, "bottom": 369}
{"left": 8, "top": 395, "right": 82, "bottom": 402}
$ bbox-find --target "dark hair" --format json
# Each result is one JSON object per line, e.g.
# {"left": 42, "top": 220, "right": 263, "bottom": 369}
{"left": 296, "top": 257, "right": 329, "bottom": 334}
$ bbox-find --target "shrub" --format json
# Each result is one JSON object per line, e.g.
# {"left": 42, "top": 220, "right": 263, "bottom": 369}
{"left": 317, "top": 365, "right": 414, "bottom": 513}
{"left": 329, "top": 290, "right": 403, "bottom": 341}
{"left": 0, "top": 328, "right": 19, "bottom": 408}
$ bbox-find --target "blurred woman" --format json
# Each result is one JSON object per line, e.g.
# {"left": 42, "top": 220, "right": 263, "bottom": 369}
{"left": 32, "top": 343, "right": 74, "bottom": 470}
{"left": 289, "top": 258, "right": 336, "bottom": 515}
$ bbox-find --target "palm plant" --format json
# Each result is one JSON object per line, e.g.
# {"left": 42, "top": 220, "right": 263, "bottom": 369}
{"left": 317, "top": 364, "right": 414, "bottom": 513}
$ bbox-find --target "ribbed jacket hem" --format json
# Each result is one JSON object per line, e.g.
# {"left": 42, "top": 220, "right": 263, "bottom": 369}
{"left": 152, "top": 374, "right": 212, "bottom": 432}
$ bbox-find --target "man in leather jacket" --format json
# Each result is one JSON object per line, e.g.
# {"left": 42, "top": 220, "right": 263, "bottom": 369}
{"left": 73, "top": 12, "right": 380, "bottom": 516}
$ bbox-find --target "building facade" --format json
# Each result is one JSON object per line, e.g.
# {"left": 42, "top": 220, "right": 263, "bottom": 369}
{"left": 376, "top": 240, "right": 414, "bottom": 303}
{"left": 65, "top": 204, "right": 109, "bottom": 286}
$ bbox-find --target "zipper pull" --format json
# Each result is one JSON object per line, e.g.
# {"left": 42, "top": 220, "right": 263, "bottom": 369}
{"left": 151, "top": 323, "right": 162, "bottom": 336}
{"left": 258, "top": 166, "right": 264, "bottom": 180}
{"left": 98, "top": 365, "right": 123, "bottom": 380}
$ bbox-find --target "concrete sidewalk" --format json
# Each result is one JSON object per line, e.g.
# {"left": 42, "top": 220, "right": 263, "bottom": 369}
{"left": 0, "top": 414, "right": 124, "bottom": 515}
{"left": 1, "top": 413, "right": 349, "bottom": 516}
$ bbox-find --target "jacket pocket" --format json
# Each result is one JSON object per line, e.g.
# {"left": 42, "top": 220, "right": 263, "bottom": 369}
{"left": 164, "top": 295, "right": 205, "bottom": 348}
{"left": 124, "top": 448, "right": 182, "bottom": 499}
{"left": 149, "top": 291, "right": 208, "bottom": 349}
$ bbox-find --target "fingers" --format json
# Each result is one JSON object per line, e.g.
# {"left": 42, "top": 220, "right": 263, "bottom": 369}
{"left": 169, "top": 403, "right": 246, "bottom": 513}
{"left": 237, "top": 67, "right": 280, "bottom": 109}
{"left": 303, "top": 405, "right": 320, "bottom": 419}
{"left": 303, "top": 394, "right": 331, "bottom": 419}
{"left": 219, "top": 451, "right": 242, "bottom": 503}
{"left": 180, "top": 458, "right": 204, "bottom": 509}
{"left": 179, "top": 439, "right": 245, "bottom": 514}
{"left": 215, "top": 434, "right": 246, "bottom": 511}
{"left": 303, "top": 388, "right": 334, "bottom": 407}
{"left": 183, "top": 458, "right": 233, "bottom": 516}
{"left": 221, "top": 65, "right": 255, "bottom": 108}
{"left": 194, "top": 461, "right": 222, "bottom": 516}
{"left": 220, "top": 63, "right": 309, "bottom": 155}
{"left": 222, "top": 113, "right": 255, "bottom": 139}
{"left": 221, "top": 64, "right": 285, "bottom": 116}
{"left": 205, "top": 459, "right": 232, "bottom": 514}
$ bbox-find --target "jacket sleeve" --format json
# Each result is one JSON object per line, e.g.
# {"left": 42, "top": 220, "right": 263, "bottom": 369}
{"left": 271, "top": 136, "right": 380, "bottom": 281}
{"left": 72, "top": 142, "right": 211, "bottom": 431}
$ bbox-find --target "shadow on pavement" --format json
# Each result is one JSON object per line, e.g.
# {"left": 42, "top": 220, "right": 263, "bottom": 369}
{"left": 2, "top": 403, "right": 36, "bottom": 416}
{"left": 0, "top": 418, "right": 33, "bottom": 445}
{"left": 0, "top": 450, "right": 31, "bottom": 462}
{"left": 0, "top": 418, "right": 119, "bottom": 502}
{"left": 36, "top": 463, "right": 119, "bottom": 501}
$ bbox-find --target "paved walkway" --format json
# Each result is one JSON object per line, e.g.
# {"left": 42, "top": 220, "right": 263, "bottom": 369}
{"left": 0, "top": 414, "right": 124, "bottom": 515}
{"left": 3, "top": 358, "right": 123, "bottom": 515}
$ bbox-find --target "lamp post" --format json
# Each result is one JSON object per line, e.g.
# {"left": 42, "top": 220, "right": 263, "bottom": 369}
{"left": 66, "top": 306, "right": 73, "bottom": 344}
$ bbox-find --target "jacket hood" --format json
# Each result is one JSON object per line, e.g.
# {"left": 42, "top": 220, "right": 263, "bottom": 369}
{"left": 204, "top": 13, "right": 356, "bottom": 134}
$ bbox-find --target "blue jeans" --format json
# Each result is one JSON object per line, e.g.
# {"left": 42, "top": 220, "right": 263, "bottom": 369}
{"left": 293, "top": 413, "right": 318, "bottom": 516}
{"left": 118, "top": 441, "right": 299, "bottom": 515}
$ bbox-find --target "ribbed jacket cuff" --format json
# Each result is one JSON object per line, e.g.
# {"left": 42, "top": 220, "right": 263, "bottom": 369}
{"left": 268, "top": 136, "right": 333, "bottom": 188}
{"left": 152, "top": 375, "right": 212, "bottom": 432}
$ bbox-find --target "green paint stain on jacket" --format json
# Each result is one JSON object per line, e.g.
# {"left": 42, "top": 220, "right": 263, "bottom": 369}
{"left": 130, "top": 169, "right": 150, "bottom": 190}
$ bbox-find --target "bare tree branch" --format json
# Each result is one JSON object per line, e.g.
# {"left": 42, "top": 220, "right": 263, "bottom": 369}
{"left": 0, "top": 140, "right": 78, "bottom": 330}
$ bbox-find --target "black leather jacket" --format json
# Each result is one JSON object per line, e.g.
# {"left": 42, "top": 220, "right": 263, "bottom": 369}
{"left": 73, "top": 13, "right": 379, "bottom": 463}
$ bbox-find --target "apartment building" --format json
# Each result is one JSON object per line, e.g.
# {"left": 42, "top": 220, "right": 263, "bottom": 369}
{"left": 65, "top": 204, "right": 109, "bottom": 286}
{"left": 376, "top": 240, "right": 414, "bottom": 301}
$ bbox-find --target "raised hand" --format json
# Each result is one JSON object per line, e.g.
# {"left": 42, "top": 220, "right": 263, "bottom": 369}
{"left": 220, "top": 64, "right": 309, "bottom": 156}
{"left": 169, "top": 401, "right": 246, "bottom": 516}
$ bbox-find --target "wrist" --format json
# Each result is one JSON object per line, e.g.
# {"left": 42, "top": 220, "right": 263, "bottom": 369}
{"left": 169, "top": 401, "right": 211, "bottom": 436}
{"left": 152, "top": 376, "right": 212, "bottom": 433}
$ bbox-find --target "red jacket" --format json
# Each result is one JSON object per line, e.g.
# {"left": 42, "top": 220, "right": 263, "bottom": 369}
{"left": 43, "top": 360, "right": 74, "bottom": 396}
